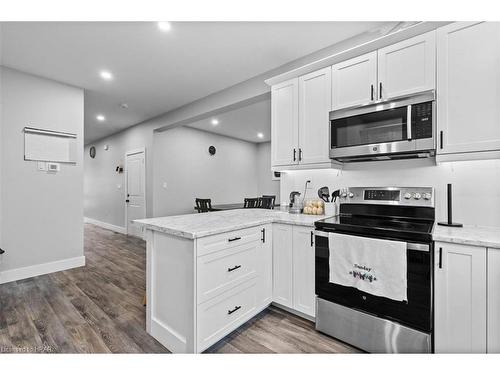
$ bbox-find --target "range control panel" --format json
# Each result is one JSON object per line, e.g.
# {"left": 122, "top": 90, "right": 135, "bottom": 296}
{"left": 339, "top": 187, "right": 434, "bottom": 207}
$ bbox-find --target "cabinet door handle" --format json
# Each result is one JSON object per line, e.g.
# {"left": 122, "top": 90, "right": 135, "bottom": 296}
{"left": 440, "top": 131, "right": 444, "bottom": 149}
{"left": 228, "top": 305, "right": 241, "bottom": 315}
{"left": 293, "top": 148, "right": 296, "bottom": 162}
{"left": 228, "top": 237, "right": 241, "bottom": 242}
{"left": 126, "top": 199, "right": 130, "bottom": 203}
{"left": 261, "top": 228, "right": 266, "bottom": 243}
{"left": 438, "top": 247, "right": 443, "bottom": 269}
{"left": 227, "top": 265, "right": 242, "bottom": 272}
{"left": 379, "top": 82, "right": 382, "bottom": 99}
{"left": 310, "top": 231, "right": 314, "bottom": 247}
{"left": 299, "top": 148, "right": 303, "bottom": 161}
{"left": 370, "top": 84, "right": 374, "bottom": 101}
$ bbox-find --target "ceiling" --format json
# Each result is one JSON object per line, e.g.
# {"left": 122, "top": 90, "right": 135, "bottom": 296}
{"left": 1, "top": 21, "right": 387, "bottom": 143}
{"left": 187, "top": 98, "right": 271, "bottom": 143}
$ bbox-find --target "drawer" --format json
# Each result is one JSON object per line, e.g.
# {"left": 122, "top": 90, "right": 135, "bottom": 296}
{"left": 196, "top": 225, "right": 265, "bottom": 257}
{"left": 197, "top": 279, "right": 257, "bottom": 352}
{"left": 197, "top": 240, "right": 258, "bottom": 303}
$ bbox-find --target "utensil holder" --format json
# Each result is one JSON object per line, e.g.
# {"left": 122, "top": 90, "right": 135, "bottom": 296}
{"left": 324, "top": 202, "right": 337, "bottom": 217}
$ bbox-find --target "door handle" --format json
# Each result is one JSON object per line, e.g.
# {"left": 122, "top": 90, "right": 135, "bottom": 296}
{"left": 310, "top": 231, "right": 314, "bottom": 247}
{"left": 293, "top": 148, "right": 296, "bottom": 162}
{"left": 261, "top": 228, "right": 266, "bottom": 243}
{"left": 406, "top": 104, "right": 412, "bottom": 141}
{"left": 438, "top": 247, "right": 443, "bottom": 269}
{"left": 227, "top": 265, "right": 242, "bottom": 272}
{"left": 126, "top": 199, "right": 130, "bottom": 203}
{"left": 379, "top": 82, "right": 382, "bottom": 99}
{"left": 228, "top": 236, "right": 241, "bottom": 242}
{"left": 298, "top": 148, "right": 303, "bottom": 161}
{"left": 370, "top": 84, "right": 374, "bottom": 101}
{"left": 440, "top": 131, "right": 444, "bottom": 149}
{"left": 228, "top": 305, "right": 241, "bottom": 315}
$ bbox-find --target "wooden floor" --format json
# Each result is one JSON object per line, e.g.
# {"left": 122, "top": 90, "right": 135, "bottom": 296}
{"left": 0, "top": 224, "right": 359, "bottom": 354}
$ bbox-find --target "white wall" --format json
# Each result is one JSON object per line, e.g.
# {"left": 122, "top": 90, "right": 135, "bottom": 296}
{"left": 153, "top": 127, "right": 262, "bottom": 217}
{"left": 280, "top": 158, "right": 500, "bottom": 227}
{"left": 0, "top": 67, "right": 84, "bottom": 281}
{"left": 256, "top": 142, "right": 280, "bottom": 202}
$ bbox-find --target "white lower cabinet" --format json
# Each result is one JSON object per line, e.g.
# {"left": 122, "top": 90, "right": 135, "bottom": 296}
{"left": 434, "top": 242, "right": 487, "bottom": 353}
{"left": 272, "top": 224, "right": 316, "bottom": 318}
{"left": 487, "top": 248, "right": 500, "bottom": 353}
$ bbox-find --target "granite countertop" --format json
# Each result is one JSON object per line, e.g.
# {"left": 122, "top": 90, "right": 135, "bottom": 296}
{"left": 433, "top": 225, "right": 500, "bottom": 249}
{"left": 135, "top": 209, "right": 327, "bottom": 239}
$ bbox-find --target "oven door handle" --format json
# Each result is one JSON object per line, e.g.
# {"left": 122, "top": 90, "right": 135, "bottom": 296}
{"left": 406, "top": 104, "right": 412, "bottom": 141}
{"left": 313, "top": 231, "right": 430, "bottom": 252}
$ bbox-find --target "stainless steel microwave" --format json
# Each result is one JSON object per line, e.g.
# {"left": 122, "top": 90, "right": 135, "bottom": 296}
{"left": 329, "top": 90, "right": 436, "bottom": 162}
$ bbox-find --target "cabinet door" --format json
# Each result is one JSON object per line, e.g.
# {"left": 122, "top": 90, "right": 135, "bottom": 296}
{"left": 437, "top": 22, "right": 500, "bottom": 155}
{"left": 256, "top": 224, "right": 273, "bottom": 309}
{"left": 298, "top": 67, "right": 332, "bottom": 165}
{"left": 377, "top": 31, "right": 436, "bottom": 100}
{"left": 272, "top": 224, "right": 293, "bottom": 308}
{"left": 271, "top": 78, "right": 299, "bottom": 166}
{"left": 332, "top": 51, "right": 377, "bottom": 110}
{"left": 292, "top": 226, "right": 316, "bottom": 317}
{"left": 434, "top": 242, "right": 487, "bottom": 353}
{"left": 488, "top": 248, "right": 500, "bottom": 353}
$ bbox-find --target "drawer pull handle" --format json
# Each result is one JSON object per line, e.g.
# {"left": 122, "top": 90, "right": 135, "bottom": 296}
{"left": 227, "top": 265, "right": 242, "bottom": 272}
{"left": 228, "top": 237, "right": 241, "bottom": 242}
{"left": 228, "top": 305, "right": 241, "bottom": 315}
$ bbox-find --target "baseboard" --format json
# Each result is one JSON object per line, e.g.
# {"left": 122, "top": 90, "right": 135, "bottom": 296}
{"left": 271, "top": 302, "right": 315, "bottom": 322}
{"left": 0, "top": 256, "right": 85, "bottom": 284}
{"left": 84, "top": 217, "right": 127, "bottom": 235}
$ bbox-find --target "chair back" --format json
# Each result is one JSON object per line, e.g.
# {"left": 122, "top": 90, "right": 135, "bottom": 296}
{"left": 243, "top": 198, "right": 260, "bottom": 208}
{"left": 195, "top": 198, "right": 212, "bottom": 213}
{"left": 261, "top": 195, "right": 276, "bottom": 209}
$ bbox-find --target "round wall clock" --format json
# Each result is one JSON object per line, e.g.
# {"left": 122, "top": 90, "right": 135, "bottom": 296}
{"left": 208, "top": 146, "right": 216, "bottom": 156}
{"left": 89, "top": 146, "right": 96, "bottom": 159}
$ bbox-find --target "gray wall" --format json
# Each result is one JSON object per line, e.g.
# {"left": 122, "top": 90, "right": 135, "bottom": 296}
{"left": 153, "top": 127, "right": 261, "bottom": 217}
{"left": 84, "top": 127, "right": 277, "bottom": 226}
{"left": 0, "top": 67, "right": 84, "bottom": 273}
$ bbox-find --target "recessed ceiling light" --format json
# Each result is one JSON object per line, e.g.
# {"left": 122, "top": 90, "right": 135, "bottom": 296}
{"left": 157, "top": 22, "right": 172, "bottom": 32}
{"left": 99, "top": 70, "right": 113, "bottom": 81}
{"left": 211, "top": 119, "right": 219, "bottom": 126}
{"left": 257, "top": 132, "right": 264, "bottom": 139}
{"left": 96, "top": 114, "right": 106, "bottom": 122}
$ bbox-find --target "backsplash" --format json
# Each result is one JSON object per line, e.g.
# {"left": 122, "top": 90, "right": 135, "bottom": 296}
{"left": 280, "top": 158, "right": 500, "bottom": 228}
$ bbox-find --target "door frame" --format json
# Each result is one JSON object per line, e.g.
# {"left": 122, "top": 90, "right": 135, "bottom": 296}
{"left": 125, "top": 147, "right": 146, "bottom": 237}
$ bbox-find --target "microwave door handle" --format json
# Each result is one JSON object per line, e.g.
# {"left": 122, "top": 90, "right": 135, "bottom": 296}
{"left": 407, "top": 104, "right": 412, "bottom": 141}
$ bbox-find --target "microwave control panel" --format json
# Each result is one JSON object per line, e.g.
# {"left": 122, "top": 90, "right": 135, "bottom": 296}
{"left": 412, "top": 101, "right": 433, "bottom": 139}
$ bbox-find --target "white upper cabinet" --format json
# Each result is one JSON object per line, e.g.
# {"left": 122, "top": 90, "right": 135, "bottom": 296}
{"left": 271, "top": 78, "right": 299, "bottom": 166}
{"left": 332, "top": 51, "right": 377, "bottom": 110}
{"left": 292, "top": 226, "right": 316, "bottom": 317}
{"left": 298, "top": 67, "right": 332, "bottom": 165}
{"left": 437, "top": 22, "right": 500, "bottom": 158}
{"left": 434, "top": 242, "right": 487, "bottom": 353}
{"left": 377, "top": 31, "right": 436, "bottom": 100}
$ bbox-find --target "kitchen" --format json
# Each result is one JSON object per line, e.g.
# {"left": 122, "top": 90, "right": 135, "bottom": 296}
{"left": 0, "top": 7, "right": 499, "bottom": 373}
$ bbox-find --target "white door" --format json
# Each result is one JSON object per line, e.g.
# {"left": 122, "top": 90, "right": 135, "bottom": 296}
{"left": 272, "top": 224, "right": 293, "bottom": 308}
{"left": 434, "top": 242, "right": 487, "bottom": 353}
{"left": 125, "top": 149, "right": 146, "bottom": 237}
{"left": 256, "top": 224, "right": 273, "bottom": 309}
{"left": 437, "top": 22, "right": 500, "bottom": 155}
{"left": 488, "top": 248, "right": 500, "bottom": 353}
{"left": 332, "top": 51, "right": 377, "bottom": 110}
{"left": 377, "top": 31, "right": 436, "bottom": 100}
{"left": 292, "top": 226, "right": 316, "bottom": 317}
{"left": 271, "top": 78, "right": 299, "bottom": 167}
{"left": 298, "top": 67, "right": 332, "bottom": 165}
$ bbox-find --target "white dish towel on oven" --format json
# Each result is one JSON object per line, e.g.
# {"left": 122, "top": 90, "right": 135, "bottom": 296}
{"left": 329, "top": 232, "right": 407, "bottom": 302}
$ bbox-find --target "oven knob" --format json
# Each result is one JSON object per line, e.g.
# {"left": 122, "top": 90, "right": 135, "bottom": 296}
{"left": 404, "top": 193, "right": 412, "bottom": 200}
{"left": 348, "top": 192, "right": 354, "bottom": 198}
{"left": 423, "top": 193, "right": 432, "bottom": 200}
{"left": 414, "top": 193, "right": 422, "bottom": 200}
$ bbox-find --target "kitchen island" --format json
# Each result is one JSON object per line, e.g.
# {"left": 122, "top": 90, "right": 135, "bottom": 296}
{"left": 135, "top": 209, "right": 325, "bottom": 353}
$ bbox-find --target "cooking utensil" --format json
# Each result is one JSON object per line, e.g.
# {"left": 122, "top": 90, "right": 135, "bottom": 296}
{"left": 318, "top": 186, "right": 330, "bottom": 202}
{"left": 331, "top": 189, "right": 340, "bottom": 203}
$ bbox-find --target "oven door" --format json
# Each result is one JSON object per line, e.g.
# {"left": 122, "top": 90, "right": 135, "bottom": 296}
{"left": 315, "top": 230, "right": 432, "bottom": 333}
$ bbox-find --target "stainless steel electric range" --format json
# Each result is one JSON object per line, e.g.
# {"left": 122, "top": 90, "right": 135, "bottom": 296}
{"left": 314, "top": 186, "right": 435, "bottom": 353}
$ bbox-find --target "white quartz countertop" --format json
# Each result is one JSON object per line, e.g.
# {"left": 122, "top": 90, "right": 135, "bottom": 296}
{"left": 433, "top": 225, "right": 500, "bottom": 249}
{"left": 135, "top": 209, "right": 327, "bottom": 239}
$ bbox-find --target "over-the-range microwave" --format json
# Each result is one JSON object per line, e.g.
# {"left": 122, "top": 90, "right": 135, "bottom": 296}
{"left": 329, "top": 90, "right": 436, "bottom": 162}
